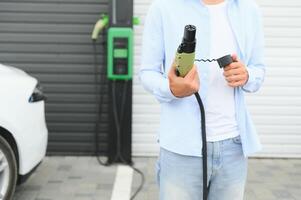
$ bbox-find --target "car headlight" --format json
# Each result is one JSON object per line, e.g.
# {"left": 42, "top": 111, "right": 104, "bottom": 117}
{"left": 29, "top": 83, "right": 46, "bottom": 103}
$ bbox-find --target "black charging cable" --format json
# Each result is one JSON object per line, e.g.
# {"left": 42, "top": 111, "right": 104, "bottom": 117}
{"left": 193, "top": 54, "right": 233, "bottom": 200}
{"left": 93, "top": 40, "right": 145, "bottom": 199}
{"left": 111, "top": 81, "right": 145, "bottom": 200}
{"left": 196, "top": 55, "right": 234, "bottom": 69}
{"left": 93, "top": 41, "right": 109, "bottom": 166}
{"left": 195, "top": 59, "right": 216, "bottom": 63}
{"left": 194, "top": 92, "right": 209, "bottom": 200}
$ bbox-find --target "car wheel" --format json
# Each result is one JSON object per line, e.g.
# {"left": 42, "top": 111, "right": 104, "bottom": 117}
{"left": 0, "top": 135, "right": 17, "bottom": 200}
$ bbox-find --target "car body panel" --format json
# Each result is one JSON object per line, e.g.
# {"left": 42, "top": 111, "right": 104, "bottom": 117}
{"left": 0, "top": 63, "right": 48, "bottom": 175}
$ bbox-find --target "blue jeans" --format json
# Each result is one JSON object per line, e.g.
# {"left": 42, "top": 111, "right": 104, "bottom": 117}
{"left": 156, "top": 136, "right": 248, "bottom": 200}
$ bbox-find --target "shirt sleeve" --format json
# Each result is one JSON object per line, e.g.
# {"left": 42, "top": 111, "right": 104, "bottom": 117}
{"left": 138, "top": 2, "right": 179, "bottom": 103}
{"left": 242, "top": 8, "right": 266, "bottom": 93}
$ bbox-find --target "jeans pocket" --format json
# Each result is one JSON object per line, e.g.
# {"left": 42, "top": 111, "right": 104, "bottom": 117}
{"left": 232, "top": 136, "right": 242, "bottom": 145}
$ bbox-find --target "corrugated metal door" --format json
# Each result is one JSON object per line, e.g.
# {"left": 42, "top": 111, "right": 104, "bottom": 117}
{"left": 0, "top": 0, "right": 109, "bottom": 154}
{"left": 133, "top": 0, "right": 301, "bottom": 158}
{"left": 247, "top": 0, "right": 301, "bottom": 157}
{"left": 133, "top": 0, "right": 160, "bottom": 156}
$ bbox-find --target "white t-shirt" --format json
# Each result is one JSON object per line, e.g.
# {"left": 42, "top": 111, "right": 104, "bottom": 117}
{"left": 205, "top": 1, "right": 240, "bottom": 141}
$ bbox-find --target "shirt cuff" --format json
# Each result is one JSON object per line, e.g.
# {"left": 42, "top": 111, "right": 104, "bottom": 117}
{"left": 160, "top": 77, "right": 180, "bottom": 101}
{"left": 242, "top": 67, "right": 256, "bottom": 92}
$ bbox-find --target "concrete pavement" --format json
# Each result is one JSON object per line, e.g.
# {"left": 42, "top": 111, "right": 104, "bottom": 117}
{"left": 13, "top": 157, "right": 301, "bottom": 200}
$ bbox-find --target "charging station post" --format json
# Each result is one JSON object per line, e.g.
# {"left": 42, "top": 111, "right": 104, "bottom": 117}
{"left": 91, "top": 1, "right": 145, "bottom": 198}
{"left": 107, "top": 0, "right": 134, "bottom": 165}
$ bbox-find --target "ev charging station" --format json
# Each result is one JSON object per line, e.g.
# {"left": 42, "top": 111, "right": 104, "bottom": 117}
{"left": 92, "top": 0, "right": 137, "bottom": 165}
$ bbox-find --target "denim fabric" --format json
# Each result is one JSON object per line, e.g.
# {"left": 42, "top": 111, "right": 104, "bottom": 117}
{"left": 156, "top": 136, "right": 248, "bottom": 200}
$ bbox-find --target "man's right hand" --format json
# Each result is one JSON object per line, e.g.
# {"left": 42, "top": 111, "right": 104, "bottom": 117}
{"left": 168, "top": 63, "right": 200, "bottom": 98}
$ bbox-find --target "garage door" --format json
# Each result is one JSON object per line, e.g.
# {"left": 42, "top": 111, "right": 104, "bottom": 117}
{"left": 0, "top": 0, "right": 110, "bottom": 154}
{"left": 133, "top": 0, "right": 301, "bottom": 158}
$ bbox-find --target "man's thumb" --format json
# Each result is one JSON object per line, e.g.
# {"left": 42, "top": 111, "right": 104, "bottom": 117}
{"left": 185, "top": 65, "right": 197, "bottom": 79}
{"left": 231, "top": 54, "right": 239, "bottom": 62}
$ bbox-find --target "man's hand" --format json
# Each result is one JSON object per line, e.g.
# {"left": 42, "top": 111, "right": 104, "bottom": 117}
{"left": 223, "top": 54, "right": 249, "bottom": 87}
{"left": 168, "top": 63, "right": 200, "bottom": 98}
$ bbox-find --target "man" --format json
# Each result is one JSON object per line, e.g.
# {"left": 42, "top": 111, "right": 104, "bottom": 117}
{"left": 139, "top": 0, "right": 265, "bottom": 199}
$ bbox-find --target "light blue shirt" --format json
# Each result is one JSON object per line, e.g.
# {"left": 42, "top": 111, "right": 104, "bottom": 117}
{"left": 139, "top": 0, "right": 265, "bottom": 157}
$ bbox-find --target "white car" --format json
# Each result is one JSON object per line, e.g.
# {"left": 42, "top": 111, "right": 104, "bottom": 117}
{"left": 0, "top": 64, "right": 48, "bottom": 199}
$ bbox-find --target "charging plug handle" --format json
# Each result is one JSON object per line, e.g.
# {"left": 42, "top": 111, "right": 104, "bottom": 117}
{"left": 91, "top": 14, "right": 109, "bottom": 40}
{"left": 217, "top": 54, "right": 233, "bottom": 69}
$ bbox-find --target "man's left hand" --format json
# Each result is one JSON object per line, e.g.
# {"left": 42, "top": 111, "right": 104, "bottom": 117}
{"left": 223, "top": 54, "right": 249, "bottom": 87}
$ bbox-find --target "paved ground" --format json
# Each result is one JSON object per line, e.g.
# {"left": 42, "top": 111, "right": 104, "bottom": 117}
{"left": 13, "top": 157, "right": 301, "bottom": 200}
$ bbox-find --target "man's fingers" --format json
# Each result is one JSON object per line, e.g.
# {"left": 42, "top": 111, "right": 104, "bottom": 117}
{"left": 222, "top": 54, "right": 245, "bottom": 88}
{"left": 224, "top": 62, "right": 241, "bottom": 71}
{"left": 223, "top": 68, "right": 242, "bottom": 77}
{"left": 225, "top": 74, "right": 244, "bottom": 82}
{"left": 228, "top": 80, "right": 244, "bottom": 87}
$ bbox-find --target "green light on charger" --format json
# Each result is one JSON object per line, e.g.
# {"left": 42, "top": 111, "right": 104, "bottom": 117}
{"left": 114, "top": 49, "right": 128, "bottom": 58}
